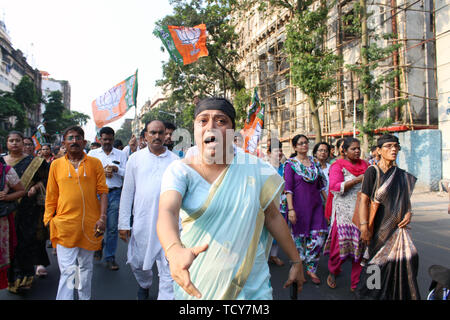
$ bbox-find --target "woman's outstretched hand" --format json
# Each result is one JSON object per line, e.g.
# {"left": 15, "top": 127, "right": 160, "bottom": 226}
{"left": 166, "top": 243, "right": 209, "bottom": 299}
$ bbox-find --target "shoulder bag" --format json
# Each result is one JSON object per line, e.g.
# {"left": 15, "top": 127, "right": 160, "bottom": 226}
{"left": 352, "top": 165, "right": 381, "bottom": 235}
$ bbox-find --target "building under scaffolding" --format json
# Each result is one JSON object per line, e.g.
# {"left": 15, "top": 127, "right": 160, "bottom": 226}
{"left": 234, "top": 0, "right": 438, "bottom": 155}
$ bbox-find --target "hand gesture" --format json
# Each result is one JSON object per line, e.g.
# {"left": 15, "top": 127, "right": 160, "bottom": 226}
{"left": 166, "top": 243, "right": 209, "bottom": 299}
{"left": 283, "top": 262, "right": 305, "bottom": 294}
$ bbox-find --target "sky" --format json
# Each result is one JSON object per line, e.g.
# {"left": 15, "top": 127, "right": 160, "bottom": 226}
{"left": 1, "top": 0, "right": 174, "bottom": 141}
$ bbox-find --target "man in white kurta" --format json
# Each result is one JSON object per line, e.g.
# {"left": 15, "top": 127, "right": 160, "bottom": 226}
{"left": 118, "top": 120, "right": 179, "bottom": 300}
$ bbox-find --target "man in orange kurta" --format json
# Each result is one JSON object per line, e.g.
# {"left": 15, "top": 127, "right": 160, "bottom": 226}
{"left": 44, "top": 126, "right": 108, "bottom": 300}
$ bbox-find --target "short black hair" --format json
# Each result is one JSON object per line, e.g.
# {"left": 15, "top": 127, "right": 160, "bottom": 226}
{"left": 91, "top": 142, "right": 101, "bottom": 148}
{"left": 63, "top": 126, "right": 85, "bottom": 139}
{"left": 144, "top": 120, "right": 165, "bottom": 132}
{"left": 99, "top": 126, "right": 115, "bottom": 137}
{"left": 113, "top": 139, "right": 123, "bottom": 148}
{"left": 163, "top": 122, "right": 176, "bottom": 131}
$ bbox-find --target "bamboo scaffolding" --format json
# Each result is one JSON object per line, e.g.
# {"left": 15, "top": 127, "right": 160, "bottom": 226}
{"left": 234, "top": 0, "right": 436, "bottom": 144}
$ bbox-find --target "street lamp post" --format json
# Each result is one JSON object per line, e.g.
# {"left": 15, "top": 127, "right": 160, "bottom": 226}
{"left": 158, "top": 110, "right": 177, "bottom": 125}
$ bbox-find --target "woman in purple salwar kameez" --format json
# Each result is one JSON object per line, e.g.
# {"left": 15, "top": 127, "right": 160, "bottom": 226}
{"left": 284, "top": 135, "right": 328, "bottom": 284}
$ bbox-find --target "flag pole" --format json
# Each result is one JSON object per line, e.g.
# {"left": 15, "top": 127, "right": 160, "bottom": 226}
{"left": 176, "top": 64, "right": 196, "bottom": 96}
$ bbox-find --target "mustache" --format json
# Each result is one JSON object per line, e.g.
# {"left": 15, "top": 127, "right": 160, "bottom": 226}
{"left": 70, "top": 143, "right": 80, "bottom": 148}
{"left": 153, "top": 139, "right": 162, "bottom": 143}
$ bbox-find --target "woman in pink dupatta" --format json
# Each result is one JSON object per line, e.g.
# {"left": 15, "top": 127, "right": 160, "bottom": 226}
{"left": 323, "top": 137, "right": 368, "bottom": 291}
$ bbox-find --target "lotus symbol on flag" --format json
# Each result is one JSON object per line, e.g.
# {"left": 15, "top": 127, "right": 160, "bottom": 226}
{"left": 175, "top": 27, "right": 201, "bottom": 56}
{"left": 95, "top": 85, "right": 123, "bottom": 121}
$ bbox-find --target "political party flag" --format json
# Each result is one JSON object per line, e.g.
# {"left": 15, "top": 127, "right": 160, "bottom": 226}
{"left": 92, "top": 71, "right": 138, "bottom": 128}
{"left": 154, "top": 24, "right": 208, "bottom": 65}
{"left": 242, "top": 88, "right": 265, "bottom": 154}
{"left": 31, "top": 135, "right": 42, "bottom": 152}
{"left": 31, "top": 123, "right": 47, "bottom": 152}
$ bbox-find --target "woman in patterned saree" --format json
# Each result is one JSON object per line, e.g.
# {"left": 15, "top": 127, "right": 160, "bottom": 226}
{"left": 284, "top": 134, "right": 328, "bottom": 285}
{"left": 323, "top": 137, "right": 368, "bottom": 291}
{"left": 0, "top": 158, "right": 26, "bottom": 289}
{"left": 2, "top": 131, "right": 49, "bottom": 293}
{"left": 357, "top": 134, "right": 420, "bottom": 300}
{"left": 157, "top": 97, "right": 305, "bottom": 300}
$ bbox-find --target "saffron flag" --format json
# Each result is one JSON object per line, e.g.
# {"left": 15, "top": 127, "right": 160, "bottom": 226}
{"left": 242, "top": 88, "right": 265, "bottom": 154}
{"left": 31, "top": 135, "right": 42, "bottom": 152}
{"left": 31, "top": 123, "right": 47, "bottom": 152}
{"left": 92, "top": 71, "right": 138, "bottom": 128}
{"left": 154, "top": 24, "right": 208, "bottom": 65}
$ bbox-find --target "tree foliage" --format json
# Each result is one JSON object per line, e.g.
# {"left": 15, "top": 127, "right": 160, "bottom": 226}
{"left": 13, "top": 75, "right": 40, "bottom": 110}
{"left": 43, "top": 91, "right": 90, "bottom": 141}
{"left": 345, "top": 1, "right": 407, "bottom": 149}
{"left": 115, "top": 119, "right": 133, "bottom": 144}
{"left": 154, "top": 0, "right": 245, "bottom": 134}
{"left": 240, "top": 0, "right": 340, "bottom": 142}
{"left": 0, "top": 75, "right": 40, "bottom": 144}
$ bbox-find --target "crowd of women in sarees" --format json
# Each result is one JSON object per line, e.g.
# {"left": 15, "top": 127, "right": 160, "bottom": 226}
{"left": 0, "top": 131, "right": 50, "bottom": 294}
{"left": 277, "top": 133, "right": 421, "bottom": 300}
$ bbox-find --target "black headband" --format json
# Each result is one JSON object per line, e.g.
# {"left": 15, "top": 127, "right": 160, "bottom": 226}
{"left": 194, "top": 98, "right": 236, "bottom": 128}
{"left": 377, "top": 134, "right": 399, "bottom": 148}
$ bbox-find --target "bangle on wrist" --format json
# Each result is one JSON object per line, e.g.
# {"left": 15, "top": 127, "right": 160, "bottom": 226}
{"left": 165, "top": 241, "right": 185, "bottom": 257}
{"left": 288, "top": 209, "right": 294, "bottom": 212}
{"left": 360, "top": 221, "right": 368, "bottom": 226}
{"left": 289, "top": 260, "right": 302, "bottom": 265}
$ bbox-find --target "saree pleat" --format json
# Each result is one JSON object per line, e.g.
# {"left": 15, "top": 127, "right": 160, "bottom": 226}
{"left": 357, "top": 166, "right": 420, "bottom": 300}
{"left": 175, "top": 151, "right": 283, "bottom": 300}
{"left": 6, "top": 155, "right": 49, "bottom": 291}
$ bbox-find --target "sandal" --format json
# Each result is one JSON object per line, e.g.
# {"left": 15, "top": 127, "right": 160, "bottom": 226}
{"left": 327, "top": 274, "right": 337, "bottom": 289}
{"left": 307, "top": 271, "right": 321, "bottom": 285}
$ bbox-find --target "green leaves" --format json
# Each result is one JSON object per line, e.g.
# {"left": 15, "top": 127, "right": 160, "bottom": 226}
{"left": 154, "top": 0, "right": 244, "bottom": 134}
{"left": 43, "top": 91, "right": 90, "bottom": 140}
{"left": 282, "top": 0, "right": 340, "bottom": 140}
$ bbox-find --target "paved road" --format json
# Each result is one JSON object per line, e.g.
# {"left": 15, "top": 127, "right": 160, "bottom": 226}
{"left": 1, "top": 191, "right": 448, "bottom": 300}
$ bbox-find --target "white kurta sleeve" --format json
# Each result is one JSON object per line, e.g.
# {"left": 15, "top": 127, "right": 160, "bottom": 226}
{"left": 118, "top": 155, "right": 135, "bottom": 230}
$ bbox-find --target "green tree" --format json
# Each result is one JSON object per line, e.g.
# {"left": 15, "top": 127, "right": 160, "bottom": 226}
{"left": 240, "top": 0, "right": 340, "bottom": 142}
{"left": 346, "top": 1, "right": 407, "bottom": 152}
{"left": 155, "top": 0, "right": 245, "bottom": 134}
{"left": 115, "top": 119, "right": 133, "bottom": 145}
{"left": 232, "top": 88, "right": 252, "bottom": 130}
{"left": 0, "top": 91, "right": 27, "bottom": 139}
{"left": 43, "top": 90, "right": 90, "bottom": 141}
{"left": 13, "top": 75, "right": 40, "bottom": 111}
